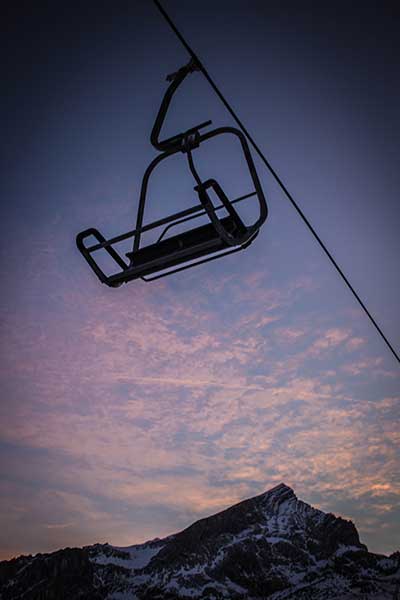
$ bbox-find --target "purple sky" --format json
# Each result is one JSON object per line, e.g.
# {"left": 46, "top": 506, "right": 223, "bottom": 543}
{"left": 1, "top": 1, "right": 399, "bottom": 560}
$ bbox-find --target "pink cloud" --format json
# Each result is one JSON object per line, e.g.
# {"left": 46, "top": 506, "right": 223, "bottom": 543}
{"left": 346, "top": 336, "right": 366, "bottom": 351}
{"left": 1, "top": 255, "right": 399, "bottom": 558}
{"left": 342, "top": 356, "right": 384, "bottom": 376}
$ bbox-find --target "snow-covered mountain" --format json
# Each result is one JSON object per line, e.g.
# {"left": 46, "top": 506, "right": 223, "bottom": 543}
{"left": 1, "top": 483, "right": 399, "bottom": 599}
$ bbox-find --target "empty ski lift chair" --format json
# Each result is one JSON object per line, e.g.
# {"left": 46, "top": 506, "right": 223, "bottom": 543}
{"left": 76, "top": 59, "right": 268, "bottom": 286}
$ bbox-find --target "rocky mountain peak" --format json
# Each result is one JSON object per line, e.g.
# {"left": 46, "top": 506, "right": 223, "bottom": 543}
{"left": 1, "top": 483, "right": 399, "bottom": 599}
{"left": 258, "top": 482, "right": 298, "bottom": 511}
{"left": 262, "top": 481, "right": 294, "bottom": 497}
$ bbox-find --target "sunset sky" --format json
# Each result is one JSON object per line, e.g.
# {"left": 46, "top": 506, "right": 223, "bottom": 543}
{"left": 1, "top": 1, "right": 399, "bottom": 560}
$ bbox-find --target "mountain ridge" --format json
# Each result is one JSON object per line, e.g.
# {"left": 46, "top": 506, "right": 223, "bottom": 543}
{"left": 1, "top": 483, "right": 399, "bottom": 599}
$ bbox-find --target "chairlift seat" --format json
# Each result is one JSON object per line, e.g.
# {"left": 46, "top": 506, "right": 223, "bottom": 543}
{"left": 126, "top": 214, "right": 249, "bottom": 276}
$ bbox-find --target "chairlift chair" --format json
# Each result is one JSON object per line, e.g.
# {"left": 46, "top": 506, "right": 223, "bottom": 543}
{"left": 76, "top": 59, "right": 268, "bottom": 287}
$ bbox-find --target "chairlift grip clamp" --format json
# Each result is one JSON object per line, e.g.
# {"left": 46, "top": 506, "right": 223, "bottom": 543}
{"left": 180, "top": 121, "right": 212, "bottom": 153}
{"left": 166, "top": 57, "right": 202, "bottom": 82}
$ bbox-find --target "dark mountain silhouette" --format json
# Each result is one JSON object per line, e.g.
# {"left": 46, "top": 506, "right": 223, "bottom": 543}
{"left": 1, "top": 483, "right": 399, "bottom": 599}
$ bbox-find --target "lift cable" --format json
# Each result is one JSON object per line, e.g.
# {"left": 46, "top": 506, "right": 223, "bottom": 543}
{"left": 153, "top": 0, "right": 400, "bottom": 365}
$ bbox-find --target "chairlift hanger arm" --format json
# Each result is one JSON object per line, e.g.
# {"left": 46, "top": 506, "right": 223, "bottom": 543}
{"left": 150, "top": 58, "right": 212, "bottom": 152}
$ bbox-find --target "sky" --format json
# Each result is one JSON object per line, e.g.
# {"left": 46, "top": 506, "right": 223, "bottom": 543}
{"left": 1, "top": 1, "right": 399, "bottom": 560}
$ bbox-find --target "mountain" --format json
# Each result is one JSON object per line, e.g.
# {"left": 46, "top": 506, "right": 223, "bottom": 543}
{"left": 0, "top": 483, "right": 399, "bottom": 599}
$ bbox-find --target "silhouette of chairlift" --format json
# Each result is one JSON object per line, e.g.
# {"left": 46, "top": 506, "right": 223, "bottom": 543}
{"left": 76, "top": 59, "right": 268, "bottom": 286}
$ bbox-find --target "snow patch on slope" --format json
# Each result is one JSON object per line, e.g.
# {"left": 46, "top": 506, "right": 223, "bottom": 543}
{"left": 92, "top": 542, "right": 163, "bottom": 570}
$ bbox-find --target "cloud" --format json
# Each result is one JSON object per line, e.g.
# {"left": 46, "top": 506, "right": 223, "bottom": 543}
{"left": 346, "top": 336, "right": 366, "bottom": 351}
{"left": 307, "top": 327, "right": 350, "bottom": 355}
{"left": 342, "top": 356, "right": 384, "bottom": 376}
{"left": 1, "top": 252, "right": 399, "bottom": 559}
